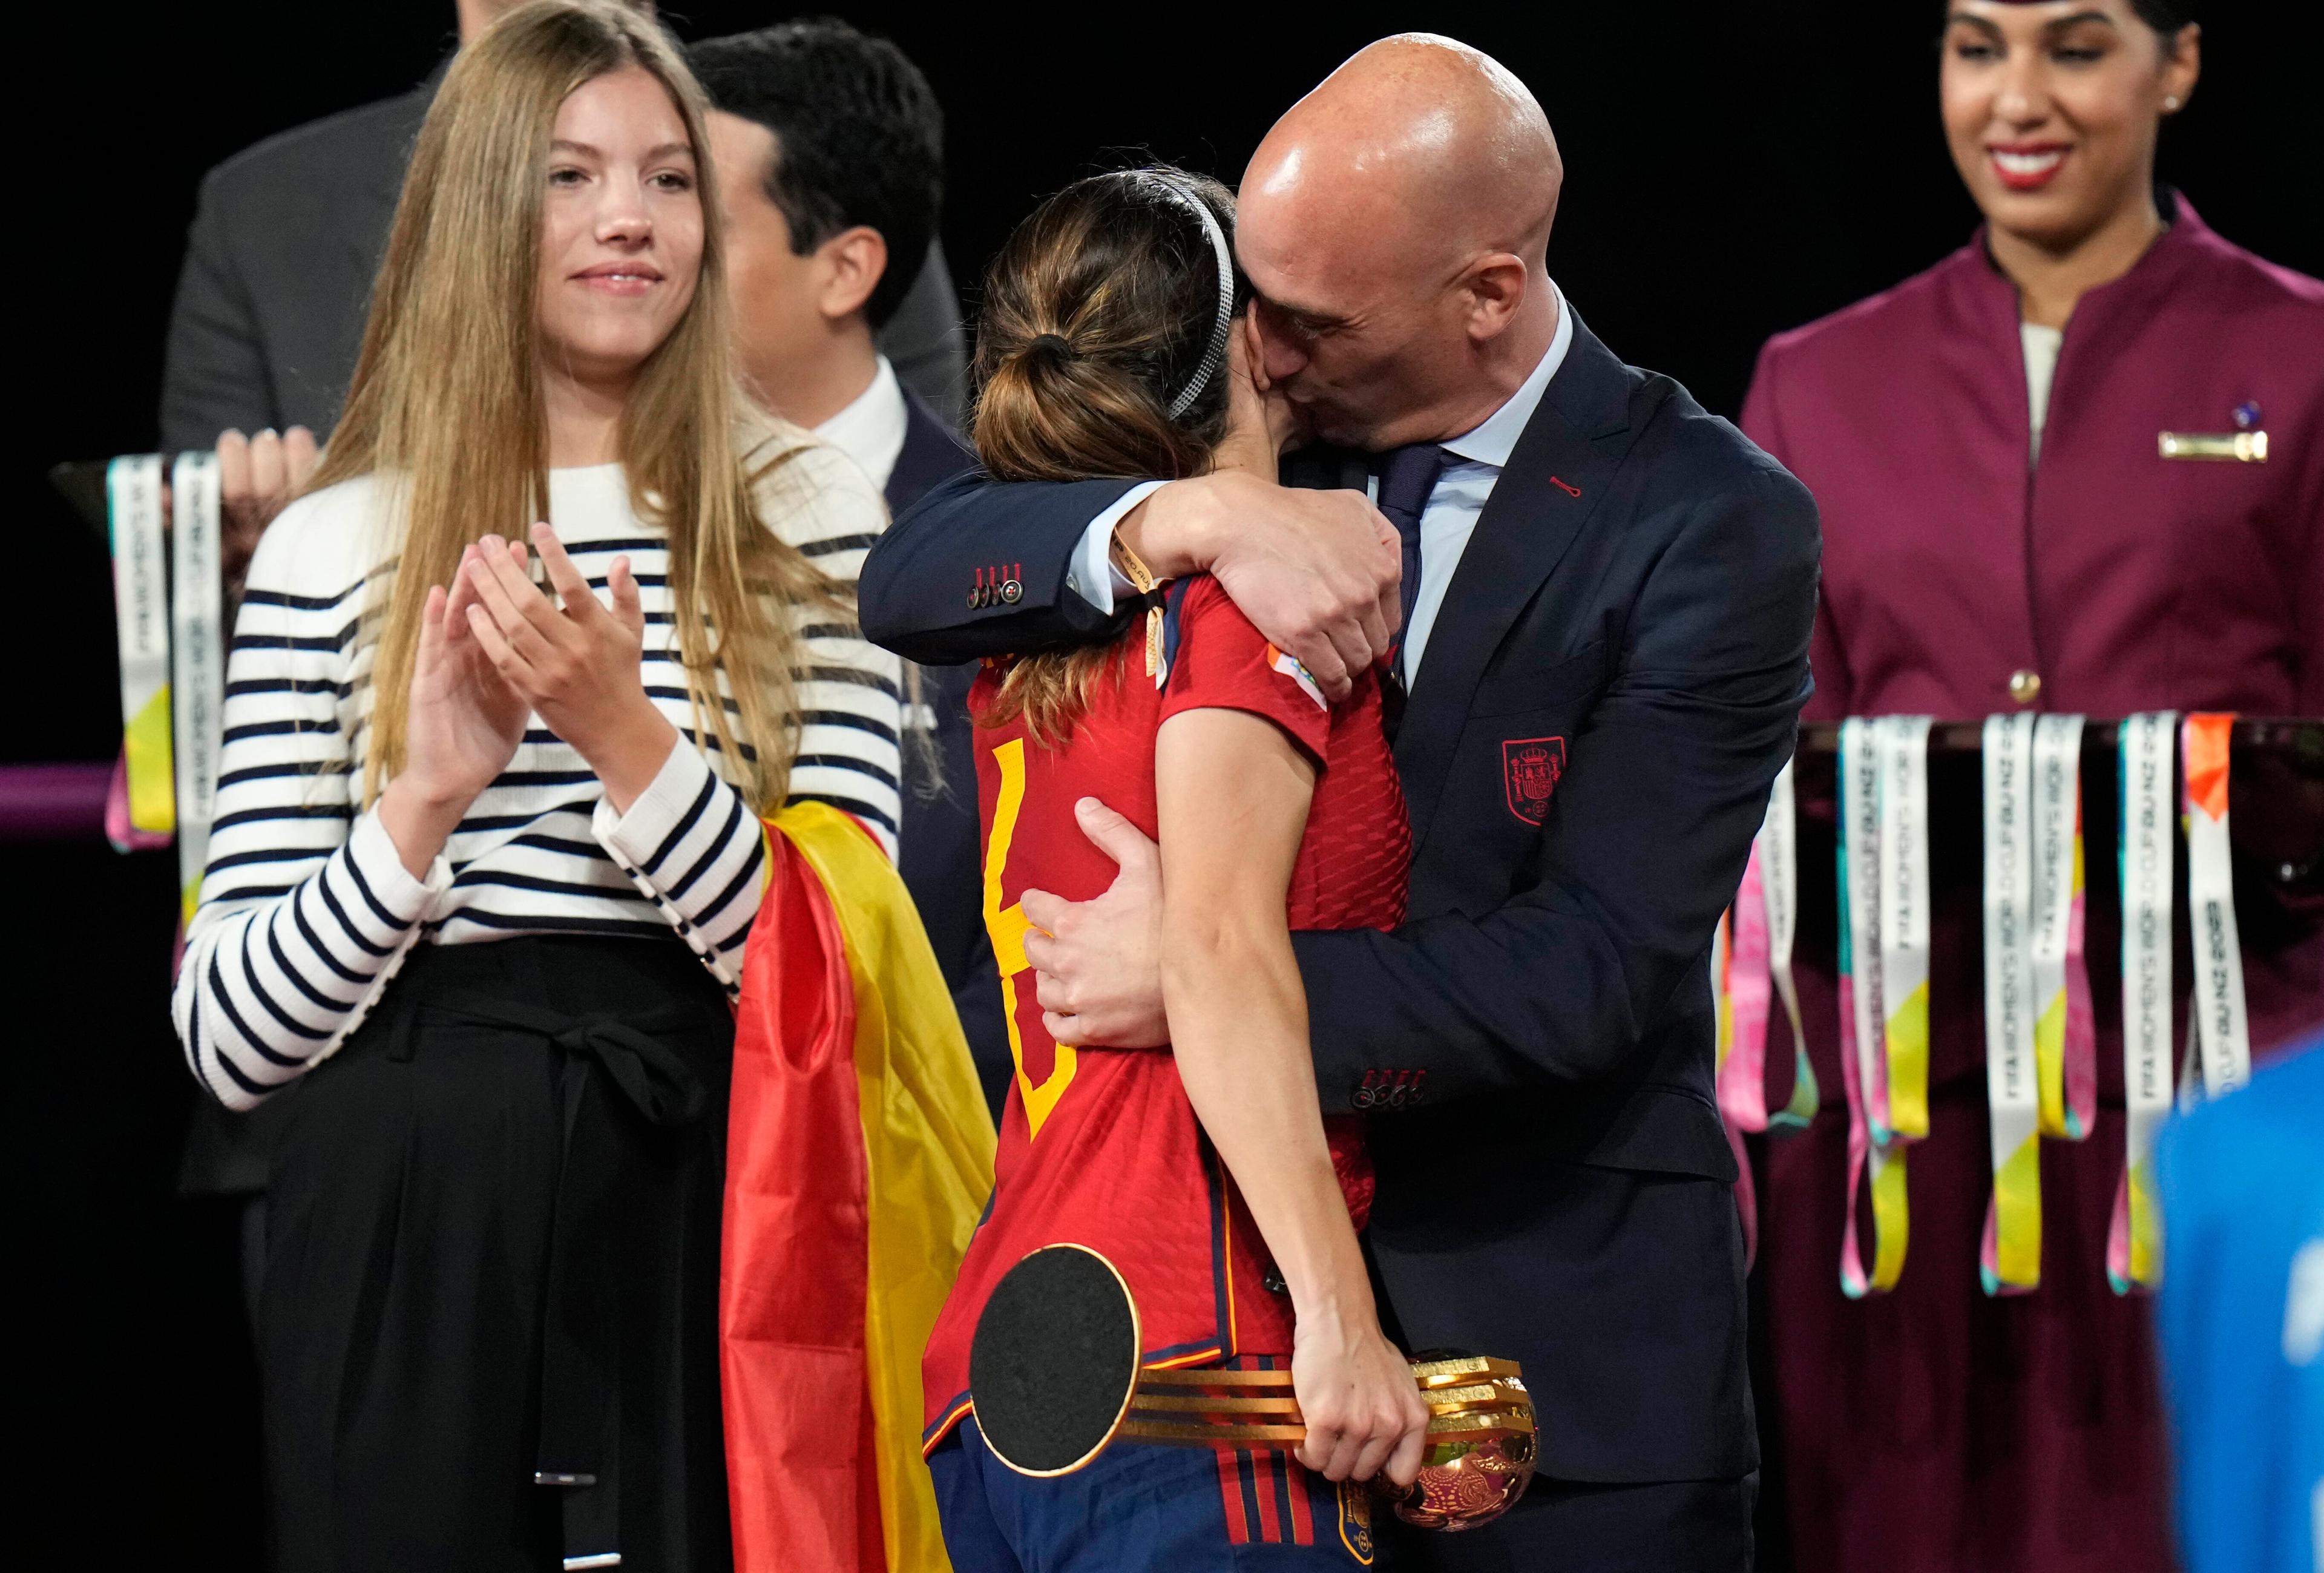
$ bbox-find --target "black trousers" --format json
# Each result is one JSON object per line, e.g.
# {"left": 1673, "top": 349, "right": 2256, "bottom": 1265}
{"left": 1386, "top": 1471, "right": 1756, "bottom": 1572}
{"left": 260, "top": 936, "right": 735, "bottom": 1573}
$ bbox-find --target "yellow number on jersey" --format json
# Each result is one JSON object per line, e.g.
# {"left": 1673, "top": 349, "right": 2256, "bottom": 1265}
{"left": 983, "top": 738, "right": 1077, "bottom": 1140}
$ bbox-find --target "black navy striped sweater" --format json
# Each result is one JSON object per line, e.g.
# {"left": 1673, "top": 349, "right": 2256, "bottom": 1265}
{"left": 172, "top": 447, "right": 901, "bottom": 1109}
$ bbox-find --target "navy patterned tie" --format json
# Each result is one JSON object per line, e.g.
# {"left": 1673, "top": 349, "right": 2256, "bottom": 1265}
{"left": 1374, "top": 443, "right": 1451, "bottom": 684}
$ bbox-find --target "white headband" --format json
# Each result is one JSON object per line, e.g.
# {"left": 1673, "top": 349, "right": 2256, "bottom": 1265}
{"left": 1130, "top": 171, "right": 1236, "bottom": 418}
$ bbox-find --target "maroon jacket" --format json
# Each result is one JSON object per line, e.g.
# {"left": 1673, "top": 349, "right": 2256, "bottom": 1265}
{"left": 1740, "top": 195, "right": 2323, "bottom": 1573}
{"left": 1747, "top": 193, "right": 2322, "bottom": 724}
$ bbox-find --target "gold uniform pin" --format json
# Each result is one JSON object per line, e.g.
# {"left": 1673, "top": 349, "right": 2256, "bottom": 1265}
{"left": 2161, "top": 399, "right": 2270, "bottom": 462}
{"left": 2158, "top": 430, "right": 2267, "bottom": 462}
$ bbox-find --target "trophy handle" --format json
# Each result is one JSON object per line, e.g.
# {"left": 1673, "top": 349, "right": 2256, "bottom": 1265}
{"left": 967, "top": 1244, "right": 1538, "bottom": 1529}
{"left": 1125, "top": 1361, "right": 1534, "bottom": 1448}
{"left": 1124, "top": 1367, "right": 1307, "bottom": 1445}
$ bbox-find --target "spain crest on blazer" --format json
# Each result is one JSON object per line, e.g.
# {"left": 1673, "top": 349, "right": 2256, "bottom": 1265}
{"left": 1502, "top": 737, "right": 1566, "bottom": 826}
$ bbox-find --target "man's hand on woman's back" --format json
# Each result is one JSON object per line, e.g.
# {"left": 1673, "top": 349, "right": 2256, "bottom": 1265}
{"left": 1116, "top": 470, "right": 1401, "bottom": 700}
{"left": 1020, "top": 798, "right": 1172, "bottom": 1048}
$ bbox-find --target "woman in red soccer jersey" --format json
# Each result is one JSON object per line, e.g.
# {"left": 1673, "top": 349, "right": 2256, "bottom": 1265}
{"left": 919, "top": 168, "right": 1431, "bottom": 1571}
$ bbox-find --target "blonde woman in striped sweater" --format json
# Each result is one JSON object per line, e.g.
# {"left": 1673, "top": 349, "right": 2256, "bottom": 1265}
{"left": 168, "top": 5, "right": 899, "bottom": 1567}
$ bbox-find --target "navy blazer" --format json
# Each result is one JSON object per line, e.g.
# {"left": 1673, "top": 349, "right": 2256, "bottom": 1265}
{"left": 882, "top": 392, "right": 1011, "bottom": 1124}
{"left": 861, "top": 314, "right": 1820, "bottom": 1483}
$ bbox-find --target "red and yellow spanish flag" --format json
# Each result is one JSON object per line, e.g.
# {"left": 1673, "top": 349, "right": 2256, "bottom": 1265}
{"left": 722, "top": 802, "right": 997, "bottom": 1573}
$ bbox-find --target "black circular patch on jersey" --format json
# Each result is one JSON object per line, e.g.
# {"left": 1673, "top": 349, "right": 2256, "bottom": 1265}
{"left": 970, "top": 1245, "right": 1140, "bottom": 1476}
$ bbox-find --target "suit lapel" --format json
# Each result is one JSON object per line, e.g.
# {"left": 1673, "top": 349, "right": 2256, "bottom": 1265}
{"left": 1392, "top": 317, "right": 1638, "bottom": 852}
{"left": 886, "top": 387, "right": 975, "bottom": 516}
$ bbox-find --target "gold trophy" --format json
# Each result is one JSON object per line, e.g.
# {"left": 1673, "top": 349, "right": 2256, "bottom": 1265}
{"left": 969, "top": 1244, "right": 1537, "bottom": 1531}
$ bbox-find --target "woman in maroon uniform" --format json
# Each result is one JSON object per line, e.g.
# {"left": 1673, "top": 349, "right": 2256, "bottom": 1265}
{"left": 919, "top": 168, "right": 1431, "bottom": 1571}
{"left": 1741, "top": 4, "right": 2320, "bottom": 1572}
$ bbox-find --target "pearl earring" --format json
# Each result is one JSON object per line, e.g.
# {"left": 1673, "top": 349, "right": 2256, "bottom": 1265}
{"left": 2163, "top": 96, "right": 2181, "bottom": 110}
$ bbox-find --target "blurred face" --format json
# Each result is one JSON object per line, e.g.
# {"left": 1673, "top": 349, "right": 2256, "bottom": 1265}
{"left": 534, "top": 67, "right": 703, "bottom": 391}
{"left": 1236, "top": 180, "right": 1479, "bottom": 452}
{"left": 1940, "top": 2, "right": 2198, "bottom": 250}
{"left": 706, "top": 111, "right": 826, "bottom": 405}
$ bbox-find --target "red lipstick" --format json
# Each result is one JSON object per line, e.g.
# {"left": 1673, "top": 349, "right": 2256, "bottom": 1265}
{"left": 1986, "top": 141, "right": 2070, "bottom": 192}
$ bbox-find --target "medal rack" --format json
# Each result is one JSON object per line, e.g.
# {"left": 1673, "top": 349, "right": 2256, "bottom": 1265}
{"left": 1790, "top": 717, "right": 2322, "bottom": 890}
{"left": 1796, "top": 718, "right": 2319, "bottom": 757}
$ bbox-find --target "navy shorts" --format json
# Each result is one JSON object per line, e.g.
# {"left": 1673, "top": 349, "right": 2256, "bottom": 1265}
{"left": 928, "top": 1413, "right": 1379, "bottom": 1571}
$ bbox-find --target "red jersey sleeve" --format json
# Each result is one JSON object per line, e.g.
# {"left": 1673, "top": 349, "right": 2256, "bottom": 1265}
{"left": 1158, "top": 576, "right": 1335, "bottom": 764}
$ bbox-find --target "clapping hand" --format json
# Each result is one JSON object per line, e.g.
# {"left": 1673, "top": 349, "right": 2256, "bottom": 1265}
{"left": 461, "top": 523, "right": 677, "bottom": 814}
{"left": 378, "top": 543, "right": 530, "bottom": 877}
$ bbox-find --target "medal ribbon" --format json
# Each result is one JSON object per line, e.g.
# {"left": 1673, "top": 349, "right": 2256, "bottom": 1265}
{"left": 1713, "top": 760, "right": 1819, "bottom": 1268}
{"left": 1837, "top": 720, "right": 1908, "bottom": 1297}
{"left": 1759, "top": 758, "right": 1817, "bottom": 1130}
{"left": 1710, "top": 901, "right": 1751, "bottom": 1263}
{"left": 2029, "top": 715, "right": 2095, "bottom": 1140}
{"left": 1713, "top": 863, "right": 1767, "bottom": 1266}
{"left": 1978, "top": 714, "right": 2041, "bottom": 1293}
{"left": 2181, "top": 713, "right": 2251, "bottom": 1105}
{"left": 2108, "top": 712, "right": 2177, "bottom": 1294}
{"left": 107, "top": 456, "right": 174, "bottom": 841}
{"left": 1876, "top": 717, "right": 1934, "bottom": 1143}
{"left": 171, "top": 453, "right": 224, "bottom": 922}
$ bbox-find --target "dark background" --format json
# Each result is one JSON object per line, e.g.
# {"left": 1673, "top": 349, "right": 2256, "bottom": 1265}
{"left": 11, "top": 2, "right": 2320, "bottom": 1565}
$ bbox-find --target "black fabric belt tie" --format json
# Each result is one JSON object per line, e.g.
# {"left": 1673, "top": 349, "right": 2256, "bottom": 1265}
{"left": 396, "top": 993, "right": 711, "bottom": 1572}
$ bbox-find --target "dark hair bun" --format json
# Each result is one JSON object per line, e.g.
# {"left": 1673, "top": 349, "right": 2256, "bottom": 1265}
{"left": 971, "top": 165, "right": 1245, "bottom": 485}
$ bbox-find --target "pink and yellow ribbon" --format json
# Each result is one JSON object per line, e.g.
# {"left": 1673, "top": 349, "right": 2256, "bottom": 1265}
{"left": 1837, "top": 720, "right": 1909, "bottom": 1298}
{"left": 1713, "top": 760, "right": 1818, "bottom": 1268}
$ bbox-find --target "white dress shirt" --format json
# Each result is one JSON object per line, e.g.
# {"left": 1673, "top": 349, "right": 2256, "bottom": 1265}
{"left": 1066, "top": 283, "right": 1574, "bottom": 684}
{"left": 815, "top": 353, "right": 910, "bottom": 494}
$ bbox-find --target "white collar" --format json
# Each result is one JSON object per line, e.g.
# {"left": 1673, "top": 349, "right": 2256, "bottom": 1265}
{"left": 813, "top": 355, "right": 908, "bottom": 492}
{"left": 1440, "top": 280, "right": 1572, "bottom": 470}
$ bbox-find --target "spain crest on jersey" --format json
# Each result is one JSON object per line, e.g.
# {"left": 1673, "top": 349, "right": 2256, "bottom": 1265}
{"left": 1502, "top": 735, "right": 1566, "bottom": 826}
{"left": 1336, "top": 1478, "right": 1376, "bottom": 1564}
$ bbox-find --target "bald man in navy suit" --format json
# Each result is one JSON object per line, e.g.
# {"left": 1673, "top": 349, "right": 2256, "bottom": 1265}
{"left": 861, "top": 34, "right": 1818, "bottom": 1571}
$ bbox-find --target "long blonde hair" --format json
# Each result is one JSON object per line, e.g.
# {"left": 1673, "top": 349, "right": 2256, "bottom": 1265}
{"left": 312, "top": 0, "right": 839, "bottom": 810}
{"left": 970, "top": 168, "right": 1244, "bottom": 746}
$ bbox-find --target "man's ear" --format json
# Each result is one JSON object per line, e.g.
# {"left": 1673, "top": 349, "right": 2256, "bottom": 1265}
{"left": 816, "top": 225, "right": 890, "bottom": 323}
{"left": 1462, "top": 253, "right": 1529, "bottom": 344}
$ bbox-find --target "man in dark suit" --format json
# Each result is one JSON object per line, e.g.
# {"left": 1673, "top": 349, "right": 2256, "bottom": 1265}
{"left": 861, "top": 35, "right": 1819, "bottom": 1571}
{"left": 691, "top": 20, "right": 1005, "bottom": 1121}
